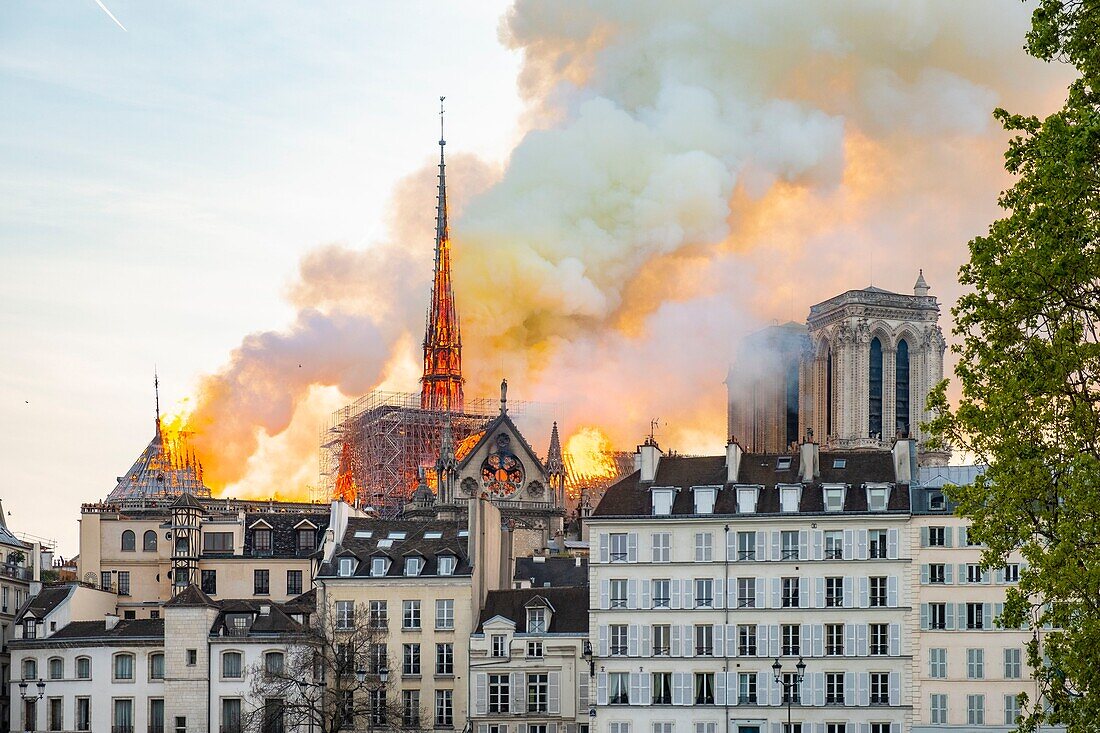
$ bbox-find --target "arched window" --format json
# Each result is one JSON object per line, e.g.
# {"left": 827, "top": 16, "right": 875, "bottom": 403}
{"left": 121, "top": 530, "right": 136, "bottom": 552}
{"left": 868, "top": 337, "right": 883, "bottom": 438}
{"left": 47, "top": 657, "right": 63, "bottom": 680}
{"left": 148, "top": 652, "right": 165, "bottom": 680}
{"left": 896, "top": 339, "right": 911, "bottom": 435}
{"left": 75, "top": 656, "right": 91, "bottom": 679}
{"left": 825, "top": 349, "right": 834, "bottom": 436}
{"left": 21, "top": 658, "right": 36, "bottom": 680}
{"left": 222, "top": 651, "right": 243, "bottom": 679}
{"left": 264, "top": 651, "right": 285, "bottom": 677}
{"left": 143, "top": 530, "right": 158, "bottom": 552}
{"left": 112, "top": 653, "right": 134, "bottom": 681}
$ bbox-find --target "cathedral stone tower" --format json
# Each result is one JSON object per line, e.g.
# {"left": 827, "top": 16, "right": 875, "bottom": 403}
{"left": 802, "top": 273, "right": 945, "bottom": 458}
{"left": 421, "top": 98, "right": 464, "bottom": 412}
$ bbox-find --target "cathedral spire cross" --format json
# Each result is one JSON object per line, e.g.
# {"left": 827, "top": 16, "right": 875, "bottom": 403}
{"left": 154, "top": 368, "right": 161, "bottom": 436}
{"left": 420, "top": 97, "right": 464, "bottom": 412}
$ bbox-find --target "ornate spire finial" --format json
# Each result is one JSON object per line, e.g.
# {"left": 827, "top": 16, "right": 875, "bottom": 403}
{"left": 420, "top": 97, "right": 464, "bottom": 412}
{"left": 500, "top": 378, "right": 508, "bottom": 414}
{"left": 154, "top": 368, "right": 161, "bottom": 436}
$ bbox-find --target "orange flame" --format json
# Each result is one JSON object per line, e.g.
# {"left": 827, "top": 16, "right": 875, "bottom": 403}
{"left": 564, "top": 426, "right": 617, "bottom": 483}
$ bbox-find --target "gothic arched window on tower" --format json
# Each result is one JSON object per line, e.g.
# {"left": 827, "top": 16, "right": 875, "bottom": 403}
{"left": 826, "top": 350, "right": 834, "bottom": 436}
{"left": 896, "top": 339, "right": 911, "bottom": 436}
{"left": 869, "top": 337, "right": 883, "bottom": 439}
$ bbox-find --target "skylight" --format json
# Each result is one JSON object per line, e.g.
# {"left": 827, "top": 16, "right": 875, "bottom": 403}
{"left": 458, "top": 530, "right": 468, "bottom": 538}
{"left": 388, "top": 531, "right": 407, "bottom": 540}
{"left": 776, "top": 457, "right": 792, "bottom": 471}
{"left": 376, "top": 539, "right": 393, "bottom": 548}
{"left": 424, "top": 531, "right": 443, "bottom": 539}
{"left": 832, "top": 458, "right": 847, "bottom": 469}
{"left": 354, "top": 530, "right": 373, "bottom": 539}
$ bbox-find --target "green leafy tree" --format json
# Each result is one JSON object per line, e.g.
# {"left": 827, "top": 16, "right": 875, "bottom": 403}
{"left": 928, "top": 2, "right": 1100, "bottom": 730}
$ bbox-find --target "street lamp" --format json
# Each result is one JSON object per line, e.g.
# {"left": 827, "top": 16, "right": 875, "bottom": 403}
{"left": 773, "top": 657, "right": 807, "bottom": 733}
{"left": 368, "top": 667, "right": 390, "bottom": 733}
{"left": 18, "top": 677, "right": 45, "bottom": 700}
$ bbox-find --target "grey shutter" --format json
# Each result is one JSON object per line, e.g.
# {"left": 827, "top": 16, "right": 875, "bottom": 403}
{"left": 727, "top": 581, "right": 737, "bottom": 608}
{"left": 843, "top": 529, "right": 855, "bottom": 560}
{"left": 945, "top": 603, "right": 956, "bottom": 630}
{"left": 725, "top": 625, "right": 737, "bottom": 657}
{"left": 628, "top": 624, "right": 639, "bottom": 656}
{"left": 641, "top": 624, "right": 652, "bottom": 656}
{"left": 629, "top": 673, "right": 641, "bottom": 705}
{"left": 626, "top": 533, "right": 638, "bottom": 562}
{"left": 959, "top": 526, "right": 968, "bottom": 546}
{"left": 757, "top": 624, "right": 769, "bottom": 658}
{"left": 548, "top": 671, "right": 560, "bottom": 714}
{"left": 475, "top": 672, "right": 488, "bottom": 715}
{"left": 715, "top": 578, "right": 725, "bottom": 609}
{"left": 857, "top": 576, "right": 869, "bottom": 608}
{"left": 599, "top": 533, "right": 609, "bottom": 563}
{"left": 639, "top": 671, "right": 651, "bottom": 705}
{"left": 857, "top": 672, "right": 869, "bottom": 706}
{"left": 756, "top": 671, "right": 767, "bottom": 704}
{"left": 888, "top": 671, "right": 900, "bottom": 706}
{"left": 945, "top": 564, "right": 954, "bottom": 584}
{"left": 755, "top": 531, "right": 766, "bottom": 561}
{"left": 856, "top": 624, "right": 868, "bottom": 656}
{"left": 958, "top": 563, "right": 968, "bottom": 584}
{"left": 945, "top": 526, "right": 954, "bottom": 547}
{"left": 627, "top": 580, "right": 639, "bottom": 610}
{"left": 769, "top": 624, "right": 781, "bottom": 657}
{"left": 599, "top": 580, "right": 609, "bottom": 610}
{"left": 683, "top": 579, "right": 694, "bottom": 608}
{"left": 815, "top": 577, "right": 824, "bottom": 608}
{"left": 683, "top": 625, "right": 694, "bottom": 657}
{"left": 844, "top": 623, "right": 857, "bottom": 656}
{"left": 921, "top": 564, "right": 930, "bottom": 584}
{"left": 813, "top": 672, "right": 825, "bottom": 707}
{"left": 812, "top": 624, "right": 824, "bottom": 657}
{"left": 888, "top": 623, "right": 900, "bottom": 656}
{"left": 800, "top": 624, "right": 812, "bottom": 656}
{"left": 510, "top": 672, "right": 524, "bottom": 714}
{"left": 994, "top": 603, "right": 1005, "bottom": 627}
{"left": 958, "top": 603, "right": 967, "bottom": 629}
{"left": 641, "top": 579, "right": 651, "bottom": 609}
{"left": 715, "top": 672, "right": 726, "bottom": 706}
{"left": 799, "top": 578, "right": 810, "bottom": 608}
{"left": 843, "top": 576, "right": 855, "bottom": 608}
{"left": 886, "top": 528, "right": 899, "bottom": 559}
{"left": 771, "top": 531, "right": 781, "bottom": 561}
{"left": 844, "top": 672, "right": 856, "bottom": 705}
{"left": 671, "top": 579, "right": 682, "bottom": 610}
{"left": 672, "top": 672, "right": 687, "bottom": 705}
{"left": 994, "top": 567, "right": 1004, "bottom": 584}
{"left": 856, "top": 530, "right": 869, "bottom": 560}
{"left": 799, "top": 530, "right": 809, "bottom": 560}
{"left": 715, "top": 624, "right": 725, "bottom": 654}
{"left": 726, "top": 530, "right": 737, "bottom": 561}
{"left": 984, "top": 602, "right": 994, "bottom": 629}
{"left": 670, "top": 624, "right": 682, "bottom": 657}
{"left": 887, "top": 576, "right": 899, "bottom": 607}
{"left": 771, "top": 578, "right": 782, "bottom": 609}
{"left": 578, "top": 671, "right": 589, "bottom": 711}
{"left": 755, "top": 578, "right": 765, "bottom": 608}
{"left": 920, "top": 526, "right": 929, "bottom": 547}
{"left": 812, "top": 530, "right": 823, "bottom": 560}
{"left": 598, "top": 625, "right": 608, "bottom": 657}
{"left": 920, "top": 603, "right": 929, "bottom": 630}
{"left": 596, "top": 671, "right": 608, "bottom": 705}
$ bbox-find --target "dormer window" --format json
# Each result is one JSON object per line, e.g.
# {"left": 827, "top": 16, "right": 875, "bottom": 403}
{"left": 823, "top": 485, "right": 845, "bottom": 512}
{"left": 527, "top": 607, "right": 547, "bottom": 633}
{"left": 651, "top": 488, "right": 675, "bottom": 516}
{"left": 692, "top": 486, "right": 718, "bottom": 515}
{"left": 779, "top": 485, "right": 801, "bottom": 513}
{"left": 297, "top": 529, "right": 316, "bottom": 552}
{"left": 338, "top": 557, "right": 355, "bottom": 577}
{"left": 776, "top": 457, "right": 792, "bottom": 471}
{"left": 22, "top": 619, "right": 36, "bottom": 640}
{"left": 404, "top": 557, "right": 424, "bottom": 577}
{"left": 438, "top": 555, "right": 456, "bottom": 576}
{"left": 737, "top": 487, "right": 758, "bottom": 514}
{"left": 866, "top": 485, "right": 890, "bottom": 512}
{"left": 253, "top": 529, "right": 272, "bottom": 556}
{"left": 929, "top": 493, "right": 946, "bottom": 511}
{"left": 370, "top": 557, "right": 389, "bottom": 577}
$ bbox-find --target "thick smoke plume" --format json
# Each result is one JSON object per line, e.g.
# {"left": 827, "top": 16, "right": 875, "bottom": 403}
{"left": 190, "top": 1, "right": 1070, "bottom": 497}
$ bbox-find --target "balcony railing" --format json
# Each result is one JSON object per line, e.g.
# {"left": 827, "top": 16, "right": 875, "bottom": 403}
{"left": 0, "top": 564, "right": 31, "bottom": 581}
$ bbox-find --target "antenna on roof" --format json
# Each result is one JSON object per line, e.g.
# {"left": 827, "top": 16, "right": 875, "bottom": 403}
{"left": 649, "top": 418, "right": 660, "bottom": 444}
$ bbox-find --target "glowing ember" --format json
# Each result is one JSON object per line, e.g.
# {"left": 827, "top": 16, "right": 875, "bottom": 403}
{"left": 455, "top": 429, "right": 484, "bottom": 461}
{"left": 333, "top": 440, "right": 359, "bottom": 504}
{"left": 564, "top": 426, "right": 617, "bottom": 483}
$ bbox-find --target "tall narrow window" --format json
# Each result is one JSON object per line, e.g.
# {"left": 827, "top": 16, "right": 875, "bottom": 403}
{"left": 785, "top": 356, "right": 799, "bottom": 448}
{"left": 868, "top": 337, "right": 883, "bottom": 438}
{"left": 826, "top": 350, "right": 833, "bottom": 436}
{"left": 895, "top": 339, "right": 910, "bottom": 435}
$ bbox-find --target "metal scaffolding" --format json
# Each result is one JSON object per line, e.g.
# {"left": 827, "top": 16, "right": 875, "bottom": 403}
{"left": 318, "top": 390, "right": 535, "bottom": 514}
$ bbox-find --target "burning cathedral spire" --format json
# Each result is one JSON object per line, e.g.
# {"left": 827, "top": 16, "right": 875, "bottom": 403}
{"left": 420, "top": 96, "right": 464, "bottom": 412}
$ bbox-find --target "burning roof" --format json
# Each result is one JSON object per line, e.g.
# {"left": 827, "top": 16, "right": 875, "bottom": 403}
{"left": 106, "top": 421, "right": 210, "bottom": 503}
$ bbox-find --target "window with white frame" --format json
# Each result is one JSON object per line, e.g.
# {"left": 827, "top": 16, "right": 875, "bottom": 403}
{"left": 610, "top": 533, "right": 628, "bottom": 562}
{"left": 825, "top": 577, "right": 843, "bottom": 607}
{"left": 693, "top": 487, "right": 717, "bottom": 514}
{"left": 76, "top": 656, "right": 91, "bottom": 680}
{"left": 653, "top": 723, "right": 674, "bottom": 733}
{"left": 866, "top": 485, "right": 889, "bottom": 511}
{"left": 968, "top": 694, "right": 985, "bottom": 725}
{"left": 435, "top": 689, "right": 453, "bottom": 728}
{"left": 1003, "top": 563, "right": 1020, "bottom": 582}
{"left": 869, "top": 672, "right": 889, "bottom": 705}
{"left": 652, "top": 674, "right": 672, "bottom": 704}
{"left": 694, "top": 532, "right": 713, "bottom": 562}
{"left": 527, "top": 607, "right": 547, "bottom": 632}
{"left": 870, "top": 576, "right": 887, "bottom": 606}
{"left": 1005, "top": 694, "right": 1022, "bottom": 725}
{"left": 336, "top": 600, "right": 355, "bottom": 629}
{"left": 780, "top": 485, "right": 800, "bottom": 512}
{"left": 368, "top": 600, "right": 387, "bottom": 629}
{"left": 652, "top": 579, "right": 671, "bottom": 608}
{"left": 222, "top": 651, "right": 243, "bottom": 679}
{"left": 438, "top": 554, "right": 456, "bottom": 576}
{"left": 370, "top": 557, "right": 389, "bottom": 577}
{"left": 695, "top": 578, "right": 713, "bottom": 608}
{"left": 149, "top": 652, "right": 164, "bottom": 681}
{"left": 928, "top": 526, "right": 946, "bottom": 546}
{"left": 782, "top": 577, "right": 799, "bottom": 607}
{"left": 404, "top": 556, "right": 424, "bottom": 577}
{"left": 781, "top": 624, "right": 800, "bottom": 655}
{"left": 825, "top": 672, "right": 844, "bottom": 704}
{"left": 610, "top": 579, "right": 627, "bottom": 608}
{"left": 737, "top": 577, "right": 755, "bottom": 608}
{"left": 436, "top": 642, "right": 454, "bottom": 675}
{"left": 737, "top": 624, "right": 756, "bottom": 655}
{"left": 967, "top": 603, "right": 986, "bottom": 630}
{"left": 435, "top": 599, "right": 454, "bottom": 629}
{"left": 929, "top": 563, "right": 946, "bottom": 583}
{"left": 737, "top": 531, "right": 755, "bottom": 560}
{"left": 824, "top": 530, "right": 843, "bottom": 558}
{"left": 966, "top": 564, "right": 983, "bottom": 583}
{"left": 402, "top": 643, "right": 420, "bottom": 676}
{"left": 610, "top": 625, "right": 627, "bottom": 655}
{"left": 402, "top": 600, "right": 420, "bottom": 629}
{"left": 609, "top": 722, "right": 631, "bottom": 733}
{"left": 488, "top": 674, "right": 510, "bottom": 713}
{"left": 491, "top": 635, "right": 507, "bottom": 658}
{"left": 869, "top": 623, "right": 888, "bottom": 655}
{"left": 651, "top": 533, "right": 671, "bottom": 563}
{"left": 609, "top": 672, "right": 630, "bottom": 704}
{"left": 526, "top": 640, "right": 543, "bottom": 658}
{"left": 737, "top": 672, "right": 757, "bottom": 704}
{"left": 737, "top": 487, "right": 757, "bottom": 513}
{"left": 47, "top": 657, "right": 62, "bottom": 680}
{"left": 823, "top": 485, "right": 844, "bottom": 512}
{"left": 527, "top": 672, "right": 549, "bottom": 713}
{"left": 651, "top": 489, "right": 675, "bottom": 516}
{"left": 931, "top": 694, "right": 948, "bottom": 724}
{"left": 653, "top": 624, "right": 671, "bottom": 655}
{"left": 694, "top": 624, "right": 713, "bottom": 656}
{"left": 113, "top": 653, "right": 134, "bottom": 681}
{"left": 825, "top": 624, "right": 844, "bottom": 656}
{"left": 868, "top": 529, "right": 888, "bottom": 558}
{"left": 781, "top": 530, "right": 799, "bottom": 559}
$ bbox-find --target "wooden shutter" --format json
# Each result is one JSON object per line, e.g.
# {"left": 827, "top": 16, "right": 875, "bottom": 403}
{"left": 599, "top": 533, "right": 609, "bottom": 563}
{"left": 510, "top": 672, "right": 523, "bottom": 714}
{"left": 886, "top": 528, "right": 899, "bottom": 559}
{"left": 887, "top": 576, "right": 899, "bottom": 607}
{"left": 626, "top": 533, "right": 638, "bottom": 562}
{"left": 475, "top": 672, "right": 488, "bottom": 715}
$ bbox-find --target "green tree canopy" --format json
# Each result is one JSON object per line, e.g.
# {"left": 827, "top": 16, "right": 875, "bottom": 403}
{"left": 929, "top": 2, "right": 1100, "bottom": 730}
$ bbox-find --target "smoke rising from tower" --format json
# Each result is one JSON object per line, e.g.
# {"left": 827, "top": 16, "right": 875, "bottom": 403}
{"left": 187, "top": 1, "right": 1070, "bottom": 496}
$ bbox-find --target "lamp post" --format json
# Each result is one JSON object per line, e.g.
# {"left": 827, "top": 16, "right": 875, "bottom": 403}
{"left": 772, "top": 657, "right": 807, "bottom": 733}
{"left": 18, "top": 678, "right": 45, "bottom": 732}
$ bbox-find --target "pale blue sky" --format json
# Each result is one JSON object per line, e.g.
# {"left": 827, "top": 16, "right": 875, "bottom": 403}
{"left": 0, "top": 1, "right": 522, "bottom": 554}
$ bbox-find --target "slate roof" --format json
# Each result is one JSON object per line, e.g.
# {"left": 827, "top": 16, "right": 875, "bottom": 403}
{"left": 514, "top": 557, "right": 588, "bottom": 588}
{"left": 18, "top": 585, "right": 72, "bottom": 620}
{"left": 456, "top": 411, "right": 544, "bottom": 474}
{"left": 164, "top": 584, "right": 217, "bottom": 607}
{"left": 477, "top": 587, "right": 589, "bottom": 633}
{"left": 319, "top": 519, "right": 470, "bottom": 578}
{"left": 23, "top": 619, "right": 165, "bottom": 644}
{"left": 593, "top": 450, "right": 908, "bottom": 518}
{"left": 210, "top": 598, "right": 308, "bottom": 636}
{"left": 241, "top": 511, "right": 327, "bottom": 559}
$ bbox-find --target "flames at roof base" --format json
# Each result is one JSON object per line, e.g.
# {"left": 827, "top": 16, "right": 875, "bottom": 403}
{"left": 106, "top": 421, "right": 211, "bottom": 502}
